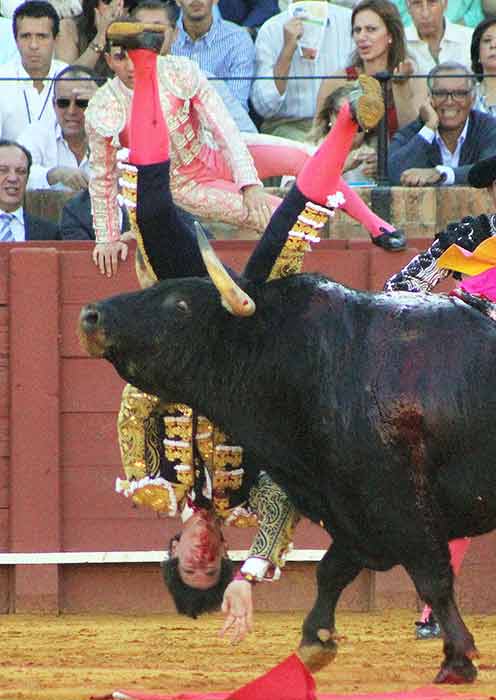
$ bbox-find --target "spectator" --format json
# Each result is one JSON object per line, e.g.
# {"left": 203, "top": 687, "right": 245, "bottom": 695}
{"left": 0, "top": 139, "right": 60, "bottom": 240}
{"left": 388, "top": 62, "right": 496, "bottom": 186}
{"left": 0, "top": 15, "right": 18, "bottom": 63}
{"left": 405, "top": 0, "right": 473, "bottom": 74}
{"left": 0, "top": 1, "right": 67, "bottom": 142}
{"left": 18, "top": 64, "right": 97, "bottom": 191}
{"left": 316, "top": 0, "right": 425, "bottom": 136}
{"left": 54, "top": 0, "right": 126, "bottom": 80}
{"left": 250, "top": 0, "right": 353, "bottom": 142}
{"left": 311, "top": 84, "right": 377, "bottom": 185}
{"left": 392, "top": 0, "right": 484, "bottom": 30}
{"left": 171, "top": 0, "right": 255, "bottom": 111}
{"left": 59, "top": 187, "right": 128, "bottom": 238}
{"left": 471, "top": 17, "right": 496, "bottom": 116}
{"left": 217, "top": 0, "right": 278, "bottom": 36}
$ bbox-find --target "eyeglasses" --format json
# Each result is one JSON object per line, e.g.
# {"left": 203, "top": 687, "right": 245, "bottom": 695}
{"left": 55, "top": 97, "right": 90, "bottom": 109}
{"left": 109, "top": 49, "right": 129, "bottom": 61}
{"left": 430, "top": 89, "right": 473, "bottom": 102}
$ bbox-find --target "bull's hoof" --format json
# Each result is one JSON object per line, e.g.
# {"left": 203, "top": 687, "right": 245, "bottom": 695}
{"left": 434, "top": 659, "right": 477, "bottom": 684}
{"left": 298, "top": 630, "right": 338, "bottom": 672}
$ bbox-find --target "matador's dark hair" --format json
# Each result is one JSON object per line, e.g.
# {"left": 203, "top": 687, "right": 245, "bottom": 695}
{"left": 161, "top": 534, "right": 235, "bottom": 618}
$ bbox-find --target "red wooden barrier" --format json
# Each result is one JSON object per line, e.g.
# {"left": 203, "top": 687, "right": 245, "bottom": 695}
{"left": 0, "top": 240, "right": 494, "bottom": 614}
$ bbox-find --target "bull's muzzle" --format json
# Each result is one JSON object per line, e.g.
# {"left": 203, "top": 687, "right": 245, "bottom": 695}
{"left": 78, "top": 304, "right": 110, "bottom": 357}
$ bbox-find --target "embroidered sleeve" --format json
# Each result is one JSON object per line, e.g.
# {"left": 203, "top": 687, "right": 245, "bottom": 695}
{"left": 87, "top": 118, "right": 121, "bottom": 243}
{"left": 117, "top": 383, "right": 163, "bottom": 481}
{"left": 247, "top": 471, "right": 299, "bottom": 568}
{"left": 384, "top": 214, "right": 495, "bottom": 293}
{"left": 191, "top": 68, "right": 261, "bottom": 191}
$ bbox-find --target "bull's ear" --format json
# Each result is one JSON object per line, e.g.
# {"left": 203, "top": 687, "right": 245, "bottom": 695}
{"left": 195, "top": 222, "right": 256, "bottom": 317}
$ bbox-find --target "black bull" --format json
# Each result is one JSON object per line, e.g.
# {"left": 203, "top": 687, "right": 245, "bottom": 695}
{"left": 79, "top": 271, "right": 496, "bottom": 684}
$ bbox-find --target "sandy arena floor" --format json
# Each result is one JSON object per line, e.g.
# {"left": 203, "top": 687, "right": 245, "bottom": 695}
{"left": 1, "top": 609, "right": 496, "bottom": 700}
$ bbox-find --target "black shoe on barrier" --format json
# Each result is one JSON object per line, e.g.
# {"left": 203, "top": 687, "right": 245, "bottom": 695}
{"left": 372, "top": 228, "right": 407, "bottom": 252}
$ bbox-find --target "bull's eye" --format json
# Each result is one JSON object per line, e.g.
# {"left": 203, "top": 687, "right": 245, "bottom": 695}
{"left": 176, "top": 299, "right": 189, "bottom": 314}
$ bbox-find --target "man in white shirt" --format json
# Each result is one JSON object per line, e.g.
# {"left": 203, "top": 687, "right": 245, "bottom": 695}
{"left": 0, "top": 139, "right": 60, "bottom": 240}
{"left": 405, "top": 0, "right": 473, "bottom": 74}
{"left": 0, "top": 0, "right": 67, "bottom": 142}
{"left": 18, "top": 64, "right": 97, "bottom": 191}
{"left": 251, "top": 0, "right": 353, "bottom": 142}
{"left": 388, "top": 62, "right": 496, "bottom": 186}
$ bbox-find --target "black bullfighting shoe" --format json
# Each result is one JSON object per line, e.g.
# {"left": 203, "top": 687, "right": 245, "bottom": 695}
{"left": 348, "top": 74, "right": 385, "bottom": 132}
{"left": 415, "top": 613, "right": 441, "bottom": 640}
{"left": 372, "top": 227, "right": 407, "bottom": 252}
{"left": 107, "top": 21, "right": 166, "bottom": 52}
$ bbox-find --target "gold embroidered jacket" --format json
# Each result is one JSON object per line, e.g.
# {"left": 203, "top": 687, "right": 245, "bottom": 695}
{"left": 85, "top": 55, "right": 262, "bottom": 243}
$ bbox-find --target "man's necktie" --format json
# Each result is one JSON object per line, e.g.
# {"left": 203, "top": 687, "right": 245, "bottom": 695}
{"left": 0, "top": 213, "right": 15, "bottom": 242}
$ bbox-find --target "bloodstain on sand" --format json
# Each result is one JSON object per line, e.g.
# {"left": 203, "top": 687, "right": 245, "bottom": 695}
{"left": 1, "top": 610, "right": 495, "bottom": 700}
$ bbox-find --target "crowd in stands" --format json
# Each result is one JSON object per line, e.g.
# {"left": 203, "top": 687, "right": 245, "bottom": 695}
{"left": 1, "top": 0, "right": 496, "bottom": 241}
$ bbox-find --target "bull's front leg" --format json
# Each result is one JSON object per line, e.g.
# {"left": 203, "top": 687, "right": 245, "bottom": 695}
{"left": 405, "top": 557, "right": 479, "bottom": 684}
{"left": 299, "top": 541, "right": 363, "bottom": 672}
{"left": 434, "top": 599, "right": 479, "bottom": 684}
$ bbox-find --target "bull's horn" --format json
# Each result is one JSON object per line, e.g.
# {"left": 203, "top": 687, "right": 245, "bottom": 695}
{"left": 195, "top": 222, "right": 256, "bottom": 317}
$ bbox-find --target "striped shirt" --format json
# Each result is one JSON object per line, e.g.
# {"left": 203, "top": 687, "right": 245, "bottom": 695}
{"left": 172, "top": 15, "right": 255, "bottom": 110}
{"left": 251, "top": 5, "right": 353, "bottom": 121}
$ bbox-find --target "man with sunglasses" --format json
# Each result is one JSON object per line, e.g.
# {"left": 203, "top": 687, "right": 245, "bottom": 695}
{"left": 18, "top": 64, "right": 98, "bottom": 191}
{"left": 388, "top": 61, "right": 496, "bottom": 187}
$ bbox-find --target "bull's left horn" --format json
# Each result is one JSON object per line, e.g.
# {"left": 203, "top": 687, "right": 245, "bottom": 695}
{"left": 195, "top": 222, "right": 256, "bottom": 317}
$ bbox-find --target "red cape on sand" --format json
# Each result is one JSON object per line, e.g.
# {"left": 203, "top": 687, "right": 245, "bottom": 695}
{"left": 91, "top": 653, "right": 489, "bottom": 700}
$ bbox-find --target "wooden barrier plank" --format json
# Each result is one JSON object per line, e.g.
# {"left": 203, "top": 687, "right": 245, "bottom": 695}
{"left": 61, "top": 413, "right": 120, "bottom": 465}
{"left": 60, "top": 249, "right": 137, "bottom": 305}
{"left": 0, "top": 257, "right": 7, "bottom": 305}
{"left": 61, "top": 357, "right": 125, "bottom": 412}
{"left": 9, "top": 249, "right": 61, "bottom": 553}
{"left": 0, "top": 358, "right": 7, "bottom": 418}
{"left": 0, "top": 417, "right": 8, "bottom": 457}
{"left": 62, "top": 517, "right": 172, "bottom": 551}
{"left": 304, "top": 249, "right": 369, "bottom": 289}
{"left": 62, "top": 465, "right": 154, "bottom": 519}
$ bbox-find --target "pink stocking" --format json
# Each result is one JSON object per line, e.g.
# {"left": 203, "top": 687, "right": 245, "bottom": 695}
{"left": 339, "top": 180, "right": 396, "bottom": 239}
{"left": 296, "top": 102, "right": 357, "bottom": 204}
{"left": 127, "top": 48, "right": 169, "bottom": 165}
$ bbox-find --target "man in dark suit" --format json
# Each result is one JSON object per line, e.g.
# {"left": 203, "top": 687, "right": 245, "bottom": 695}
{"left": 388, "top": 61, "right": 496, "bottom": 187}
{"left": 60, "top": 187, "right": 213, "bottom": 240}
{"left": 0, "top": 140, "right": 60, "bottom": 241}
{"left": 60, "top": 189, "right": 129, "bottom": 241}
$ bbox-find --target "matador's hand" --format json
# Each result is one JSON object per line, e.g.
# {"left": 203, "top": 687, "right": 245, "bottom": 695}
{"left": 242, "top": 184, "right": 273, "bottom": 232}
{"left": 92, "top": 241, "right": 128, "bottom": 277}
{"left": 219, "top": 580, "right": 254, "bottom": 644}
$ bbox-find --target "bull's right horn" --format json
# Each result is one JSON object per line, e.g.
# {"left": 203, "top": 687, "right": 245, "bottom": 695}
{"left": 195, "top": 222, "right": 256, "bottom": 317}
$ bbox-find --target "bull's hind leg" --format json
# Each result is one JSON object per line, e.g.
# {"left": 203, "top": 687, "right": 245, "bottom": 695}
{"left": 299, "top": 541, "right": 362, "bottom": 672}
{"left": 405, "top": 558, "right": 479, "bottom": 684}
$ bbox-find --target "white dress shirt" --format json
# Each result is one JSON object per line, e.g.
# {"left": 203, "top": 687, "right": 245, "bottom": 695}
{"left": 18, "top": 120, "right": 91, "bottom": 190}
{"left": 0, "top": 55, "right": 67, "bottom": 141}
{"left": 0, "top": 206, "right": 26, "bottom": 241}
{"left": 417, "top": 117, "right": 469, "bottom": 185}
{"left": 251, "top": 4, "right": 353, "bottom": 120}
{"left": 405, "top": 20, "right": 473, "bottom": 75}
